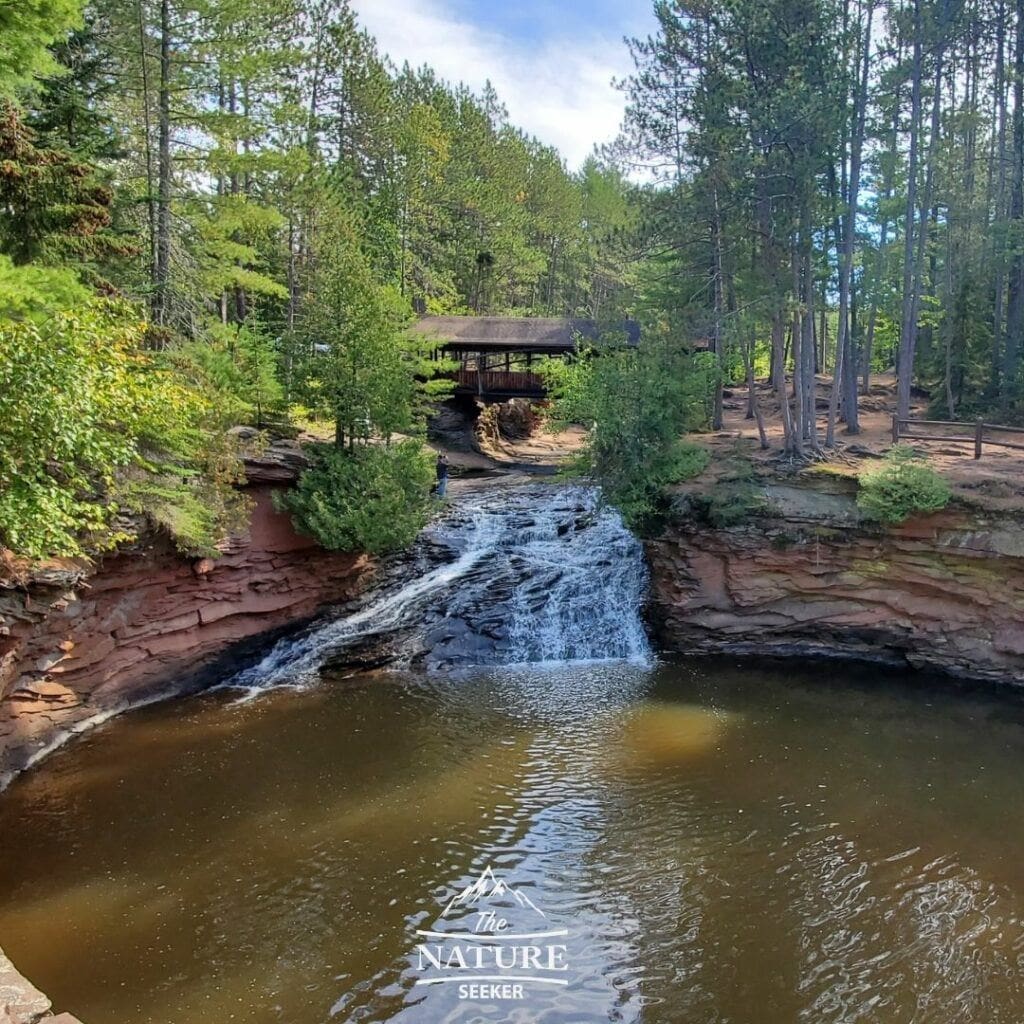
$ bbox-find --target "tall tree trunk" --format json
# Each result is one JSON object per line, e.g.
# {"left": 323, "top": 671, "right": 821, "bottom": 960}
{"left": 897, "top": 0, "right": 924, "bottom": 421}
{"left": 801, "top": 198, "right": 819, "bottom": 451}
{"left": 711, "top": 185, "right": 726, "bottom": 430}
{"left": 828, "top": 0, "right": 873, "bottom": 443}
{"left": 1004, "top": 0, "right": 1024, "bottom": 402}
{"left": 758, "top": 167, "right": 793, "bottom": 451}
{"left": 861, "top": 217, "right": 885, "bottom": 396}
{"left": 137, "top": 0, "right": 157, "bottom": 307}
{"left": 154, "top": 0, "right": 172, "bottom": 330}
{"left": 773, "top": 311, "right": 795, "bottom": 452}
{"left": 863, "top": 66, "right": 902, "bottom": 396}
{"left": 791, "top": 234, "right": 807, "bottom": 456}
{"left": 992, "top": 0, "right": 1010, "bottom": 390}
{"left": 899, "top": 0, "right": 946, "bottom": 419}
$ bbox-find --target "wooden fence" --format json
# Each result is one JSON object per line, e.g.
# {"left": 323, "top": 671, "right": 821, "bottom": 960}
{"left": 892, "top": 415, "right": 1024, "bottom": 459}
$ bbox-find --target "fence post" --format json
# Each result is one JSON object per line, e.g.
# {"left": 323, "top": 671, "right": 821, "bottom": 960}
{"left": 975, "top": 419, "right": 984, "bottom": 460}
{"left": 891, "top": 414, "right": 900, "bottom": 444}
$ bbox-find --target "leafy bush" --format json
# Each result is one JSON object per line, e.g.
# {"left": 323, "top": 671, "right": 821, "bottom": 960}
{"left": 114, "top": 427, "right": 250, "bottom": 558}
{"left": 0, "top": 301, "right": 249, "bottom": 558}
{"left": 542, "top": 337, "right": 713, "bottom": 534}
{"left": 279, "top": 441, "right": 435, "bottom": 554}
{"left": 601, "top": 440, "right": 710, "bottom": 534}
{"left": 856, "top": 446, "right": 951, "bottom": 524}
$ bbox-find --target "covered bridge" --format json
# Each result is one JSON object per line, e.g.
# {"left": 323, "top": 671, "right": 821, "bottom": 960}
{"left": 410, "top": 315, "right": 640, "bottom": 401}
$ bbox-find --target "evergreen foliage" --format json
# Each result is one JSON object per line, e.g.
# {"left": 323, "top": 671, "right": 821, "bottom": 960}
{"left": 543, "top": 339, "right": 712, "bottom": 533}
{"left": 0, "top": 102, "right": 129, "bottom": 272}
{"left": 856, "top": 447, "right": 952, "bottom": 524}
{"left": 0, "top": 0, "right": 83, "bottom": 97}
{"left": 1, "top": 0, "right": 629, "bottom": 561}
{"left": 279, "top": 442, "right": 435, "bottom": 554}
{"left": 295, "top": 204, "right": 444, "bottom": 448}
{"left": 4, "top": 0, "right": 1024, "bottom": 558}
{"left": 172, "top": 323, "right": 285, "bottom": 429}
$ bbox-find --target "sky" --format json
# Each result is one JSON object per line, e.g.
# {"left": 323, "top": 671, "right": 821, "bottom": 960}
{"left": 350, "top": 0, "right": 657, "bottom": 170}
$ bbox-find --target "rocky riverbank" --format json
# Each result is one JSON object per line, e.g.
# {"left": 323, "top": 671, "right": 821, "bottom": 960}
{"left": 646, "top": 473, "right": 1024, "bottom": 682}
{"left": 0, "top": 947, "right": 81, "bottom": 1024}
{"left": 0, "top": 447, "right": 373, "bottom": 790}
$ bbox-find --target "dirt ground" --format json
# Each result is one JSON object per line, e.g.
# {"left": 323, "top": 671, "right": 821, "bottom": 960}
{"left": 294, "top": 374, "right": 1024, "bottom": 513}
{"left": 706, "top": 373, "right": 1024, "bottom": 513}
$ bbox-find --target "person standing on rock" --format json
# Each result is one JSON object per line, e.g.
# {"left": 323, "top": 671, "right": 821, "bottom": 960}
{"left": 435, "top": 453, "right": 449, "bottom": 498}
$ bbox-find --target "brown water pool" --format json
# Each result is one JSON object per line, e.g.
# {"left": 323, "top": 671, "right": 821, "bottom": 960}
{"left": 1, "top": 658, "right": 1023, "bottom": 1023}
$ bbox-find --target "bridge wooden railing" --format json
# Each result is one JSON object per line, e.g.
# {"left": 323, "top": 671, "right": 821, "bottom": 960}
{"left": 450, "top": 368, "right": 546, "bottom": 396}
{"left": 892, "top": 415, "right": 1024, "bottom": 459}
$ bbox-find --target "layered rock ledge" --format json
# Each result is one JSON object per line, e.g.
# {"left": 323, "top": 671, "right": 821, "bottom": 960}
{"left": 0, "top": 475, "right": 371, "bottom": 789}
{"left": 646, "top": 476, "right": 1024, "bottom": 682}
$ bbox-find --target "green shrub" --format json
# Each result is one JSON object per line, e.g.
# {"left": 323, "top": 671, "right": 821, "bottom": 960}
{"left": 541, "top": 336, "right": 713, "bottom": 534}
{"left": 279, "top": 440, "right": 435, "bottom": 554}
{"left": 693, "top": 483, "right": 763, "bottom": 527}
{"left": 0, "top": 254, "right": 89, "bottom": 319}
{"left": 856, "top": 446, "right": 951, "bottom": 524}
{"left": 0, "top": 301, "right": 249, "bottom": 559}
{"left": 114, "top": 429, "right": 251, "bottom": 558}
{"left": 607, "top": 440, "right": 710, "bottom": 535}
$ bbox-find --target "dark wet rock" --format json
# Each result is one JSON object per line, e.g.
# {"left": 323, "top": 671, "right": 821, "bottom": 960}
{"left": 427, "top": 399, "right": 480, "bottom": 454}
{"left": 236, "top": 484, "right": 651, "bottom": 687}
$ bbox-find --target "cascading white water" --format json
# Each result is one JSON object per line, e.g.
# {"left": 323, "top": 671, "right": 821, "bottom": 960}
{"left": 501, "top": 495, "right": 651, "bottom": 663}
{"left": 225, "top": 484, "right": 651, "bottom": 696}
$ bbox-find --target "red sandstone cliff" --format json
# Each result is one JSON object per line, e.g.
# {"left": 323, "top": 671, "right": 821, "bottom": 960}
{"left": 646, "top": 478, "right": 1024, "bottom": 682}
{"left": 0, "top": 481, "right": 371, "bottom": 787}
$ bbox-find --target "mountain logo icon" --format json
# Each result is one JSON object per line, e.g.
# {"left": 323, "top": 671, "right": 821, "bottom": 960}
{"left": 442, "top": 865, "right": 547, "bottom": 919}
{"left": 413, "top": 864, "right": 572, "bottom": 999}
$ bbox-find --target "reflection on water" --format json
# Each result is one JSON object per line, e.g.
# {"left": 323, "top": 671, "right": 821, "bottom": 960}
{"left": 3, "top": 659, "right": 1024, "bottom": 1022}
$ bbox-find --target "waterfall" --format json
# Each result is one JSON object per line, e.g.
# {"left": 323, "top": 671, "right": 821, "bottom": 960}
{"left": 225, "top": 484, "right": 651, "bottom": 696}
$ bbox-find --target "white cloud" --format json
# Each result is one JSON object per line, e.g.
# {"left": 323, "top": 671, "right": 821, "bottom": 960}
{"left": 352, "top": 0, "right": 639, "bottom": 169}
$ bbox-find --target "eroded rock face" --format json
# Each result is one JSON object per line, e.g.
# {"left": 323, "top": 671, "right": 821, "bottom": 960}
{"left": 240, "top": 435, "right": 311, "bottom": 483}
{"left": 475, "top": 398, "right": 540, "bottom": 449}
{"left": 0, "top": 486, "right": 371, "bottom": 786}
{"left": 646, "top": 486, "right": 1024, "bottom": 683}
